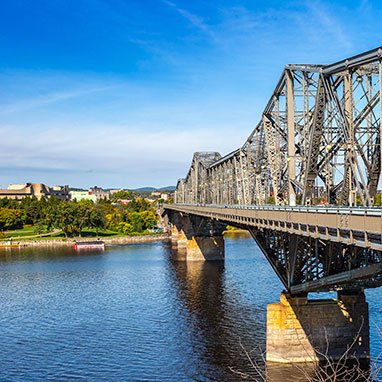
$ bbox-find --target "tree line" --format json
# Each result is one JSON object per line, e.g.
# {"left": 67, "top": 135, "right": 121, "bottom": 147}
{"left": 0, "top": 195, "right": 158, "bottom": 238}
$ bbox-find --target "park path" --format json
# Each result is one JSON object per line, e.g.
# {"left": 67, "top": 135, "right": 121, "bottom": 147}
{"left": 4, "top": 229, "right": 62, "bottom": 240}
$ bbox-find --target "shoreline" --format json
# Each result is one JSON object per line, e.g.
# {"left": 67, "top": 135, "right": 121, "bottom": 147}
{"left": 4, "top": 233, "right": 170, "bottom": 247}
{"left": 1, "top": 230, "right": 249, "bottom": 248}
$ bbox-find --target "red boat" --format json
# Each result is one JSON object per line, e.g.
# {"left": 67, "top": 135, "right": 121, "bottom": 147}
{"left": 72, "top": 241, "right": 105, "bottom": 250}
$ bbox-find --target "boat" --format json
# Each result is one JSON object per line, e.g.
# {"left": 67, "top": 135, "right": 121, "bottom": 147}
{"left": 72, "top": 241, "right": 105, "bottom": 250}
{"left": 0, "top": 241, "right": 26, "bottom": 248}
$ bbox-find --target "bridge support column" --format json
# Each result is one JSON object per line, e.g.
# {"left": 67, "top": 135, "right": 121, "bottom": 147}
{"left": 266, "top": 291, "right": 369, "bottom": 363}
{"left": 165, "top": 211, "right": 226, "bottom": 261}
{"left": 177, "top": 230, "right": 188, "bottom": 251}
{"left": 186, "top": 235, "right": 224, "bottom": 261}
{"left": 170, "top": 225, "right": 179, "bottom": 248}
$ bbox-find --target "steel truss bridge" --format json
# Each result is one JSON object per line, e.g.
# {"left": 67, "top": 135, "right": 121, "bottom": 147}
{"left": 165, "top": 47, "right": 382, "bottom": 294}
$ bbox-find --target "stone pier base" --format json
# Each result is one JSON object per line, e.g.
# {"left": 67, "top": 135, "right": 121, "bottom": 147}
{"left": 266, "top": 291, "right": 369, "bottom": 363}
{"left": 186, "top": 235, "right": 224, "bottom": 261}
{"left": 170, "top": 226, "right": 179, "bottom": 248}
{"left": 166, "top": 213, "right": 226, "bottom": 261}
{"left": 170, "top": 232, "right": 224, "bottom": 261}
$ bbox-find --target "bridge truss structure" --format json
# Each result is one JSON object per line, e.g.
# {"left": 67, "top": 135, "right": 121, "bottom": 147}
{"left": 169, "top": 48, "right": 382, "bottom": 293}
{"left": 175, "top": 47, "right": 382, "bottom": 208}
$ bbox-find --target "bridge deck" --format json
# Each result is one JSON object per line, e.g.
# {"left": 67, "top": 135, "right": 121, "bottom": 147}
{"left": 164, "top": 204, "right": 382, "bottom": 251}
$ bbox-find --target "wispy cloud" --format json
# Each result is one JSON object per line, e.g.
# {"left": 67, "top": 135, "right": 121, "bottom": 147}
{"left": 304, "top": 1, "right": 352, "bottom": 51}
{"left": 162, "top": 0, "right": 215, "bottom": 38}
{"left": 0, "top": 85, "right": 115, "bottom": 115}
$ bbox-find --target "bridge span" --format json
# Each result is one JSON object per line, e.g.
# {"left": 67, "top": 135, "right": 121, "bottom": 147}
{"left": 162, "top": 47, "right": 382, "bottom": 364}
{"left": 164, "top": 203, "right": 382, "bottom": 294}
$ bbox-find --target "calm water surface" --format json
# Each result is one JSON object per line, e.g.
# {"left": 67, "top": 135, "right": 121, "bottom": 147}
{"left": 0, "top": 233, "right": 381, "bottom": 381}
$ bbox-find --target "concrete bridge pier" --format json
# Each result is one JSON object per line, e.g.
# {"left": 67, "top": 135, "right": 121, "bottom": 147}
{"left": 166, "top": 211, "right": 226, "bottom": 261}
{"left": 266, "top": 290, "right": 370, "bottom": 363}
{"left": 170, "top": 225, "right": 179, "bottom": 248}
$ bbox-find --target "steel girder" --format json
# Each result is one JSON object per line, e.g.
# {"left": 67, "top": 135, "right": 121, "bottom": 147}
{"left": 248, "top": 226, "right": 382, "bottom": 293}
{"left": 174, "top": 47, "right": 382, "bottom": 208}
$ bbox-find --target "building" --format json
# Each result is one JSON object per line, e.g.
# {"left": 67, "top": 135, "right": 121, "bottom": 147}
{"left": 51, "top": 185, "right": 70, "bottom": 200}
{"left": 69, "top": 190, "right": 97, "bottom": 203}
{"left": 88, "top": 186, "right": 110, "bottom": 200}
{"left": 110, "top": 189, "right": 124, "bottom": 195}
{"left": 160, "top": 193, "right": 169, "bottom": 201}
{"left": 0, "top": 183, "right": 69, "bottom": 201}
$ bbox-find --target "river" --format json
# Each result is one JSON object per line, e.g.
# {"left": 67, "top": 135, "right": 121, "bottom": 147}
{"left": 0, "top": 233, "right": 381, "bottom": 381}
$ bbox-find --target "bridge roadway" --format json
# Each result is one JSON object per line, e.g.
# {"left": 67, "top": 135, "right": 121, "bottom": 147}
{"left": 165, "top": 204, "right": 382, "bottom": 251}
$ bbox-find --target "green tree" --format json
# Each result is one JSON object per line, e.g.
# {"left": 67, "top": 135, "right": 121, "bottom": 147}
{"left": 0, "top": 208, "right": 25, "bottom": 230}
{"left": 43, "top": 197, "right": 60, "bottom": 231}
{"left": 89, "top": 206, "right": 106, "bottom": 237}
{"left": 20, "top": 197, "right": 41, "bottom": 224}
{"left": 141, "top": 210, "right": 157, "bottom": 229}
{"left": 55, "top": 202, "right": 74, "bottom": 238}
{"left": 0, "top": 197, "right": 18, "bottom": 209}
{"left": 110, "top": 190, "right": 134, "bottom": 203}
{"left": 127, "top": 212, "right": 144, "bottom": 233}
{"left": 72, "top": 200, "right": 93, "bottom": 237}
{"left": 33, "top": 220, "right": 45, "bottom": 235}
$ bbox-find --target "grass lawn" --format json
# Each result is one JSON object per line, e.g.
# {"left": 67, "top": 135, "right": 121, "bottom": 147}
{"left": 1, "top": 226, "right": 163, "bottom": 241}
{"left": 1, "top": 226, "right": 39, "bottom": 238}
{"left": 46, "top": 228, "right": 123, "bottom": 239}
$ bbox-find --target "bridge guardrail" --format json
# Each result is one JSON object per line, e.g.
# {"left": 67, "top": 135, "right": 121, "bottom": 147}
{"left": 164, "top": 203, "right": 382, "bottom": 250}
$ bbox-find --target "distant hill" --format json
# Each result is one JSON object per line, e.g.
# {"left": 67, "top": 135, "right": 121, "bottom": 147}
{"left": 129, "top": 186, "right": 176, "bottom": 192}
{"left": 158, "top": 186, "right": 176, "bottom": 191}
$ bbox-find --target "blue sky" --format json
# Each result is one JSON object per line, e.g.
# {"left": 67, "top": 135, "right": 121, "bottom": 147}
{"left": 0, "top": 0, "right": 381, "bottom": 189}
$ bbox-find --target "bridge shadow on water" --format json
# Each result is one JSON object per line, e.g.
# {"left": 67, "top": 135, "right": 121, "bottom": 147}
{"left": 162, "top": 240, "right": 375, "bottom": 381}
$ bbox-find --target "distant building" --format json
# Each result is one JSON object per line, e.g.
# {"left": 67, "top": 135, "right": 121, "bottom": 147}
{"left": 160, "top": 193, "right": 169, "bottom": 201}
{"left": 110, "top": 189, "right": 124, "bottom": 195}
{"left": 51, "top": 185, "right": 70, "bottom": 201}
{"left": 70, "top": 190, "right": 97, "bottom": 202}
{"left": 151, "top": 191, "right": 161, "bottom": 197}
{"left": 88, "top": 186, "right": 110, "bottom": 200}
{"left": 0, "top": 183, "right": 69, "bottom": 201}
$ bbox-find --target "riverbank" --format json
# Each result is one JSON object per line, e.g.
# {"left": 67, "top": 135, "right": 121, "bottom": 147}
{"left": 1, "top": 230, "right": 248, "bottom": 248}
{"left": 3, "top": 233, "right": 170, "bottom": 247}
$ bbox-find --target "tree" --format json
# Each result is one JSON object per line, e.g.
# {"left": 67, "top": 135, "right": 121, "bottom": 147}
{"left": 141, "top": 210, "right": 157, "bottom": 229}
{"left": 33, "top": 220, "right": 45, "bottom": 235}
{"left": 0, "top": 208, "right": 25, "bottom": 230}
{"left": 89, "top": 206, "right": 106, "bottom": 237}
{"left": 20, "top": 196, "right": 41, "bottom": 224}
{"left": 72, "top": 200, "right": 93, "bottom": 237}
{"left": 110, "top": 190, "right": 134, "bottom": 203}
{"left": 127, "top": 211, "right": 144, "bottom": 233}
{"left": 55, "top": 201, "right": 74, "bottom": 238}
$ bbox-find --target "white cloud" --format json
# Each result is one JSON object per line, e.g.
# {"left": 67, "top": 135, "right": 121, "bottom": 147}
{"left": 0, "top": 86, "right": 115, "bottom": 115}
{"left": 162, "top": 0, "right": 215, "bottom": 38}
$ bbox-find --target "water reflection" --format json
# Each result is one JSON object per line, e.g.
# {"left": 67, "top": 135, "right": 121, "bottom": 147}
{"left": 165, "top": 245, "right": 267, "bottom": 381}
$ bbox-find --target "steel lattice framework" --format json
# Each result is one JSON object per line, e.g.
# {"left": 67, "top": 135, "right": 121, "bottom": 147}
{"left": 168, "top": 48, "right": 382, "bottom": 293}
{"left": 175, "top": 47, "right": 382, "bottom": 208}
